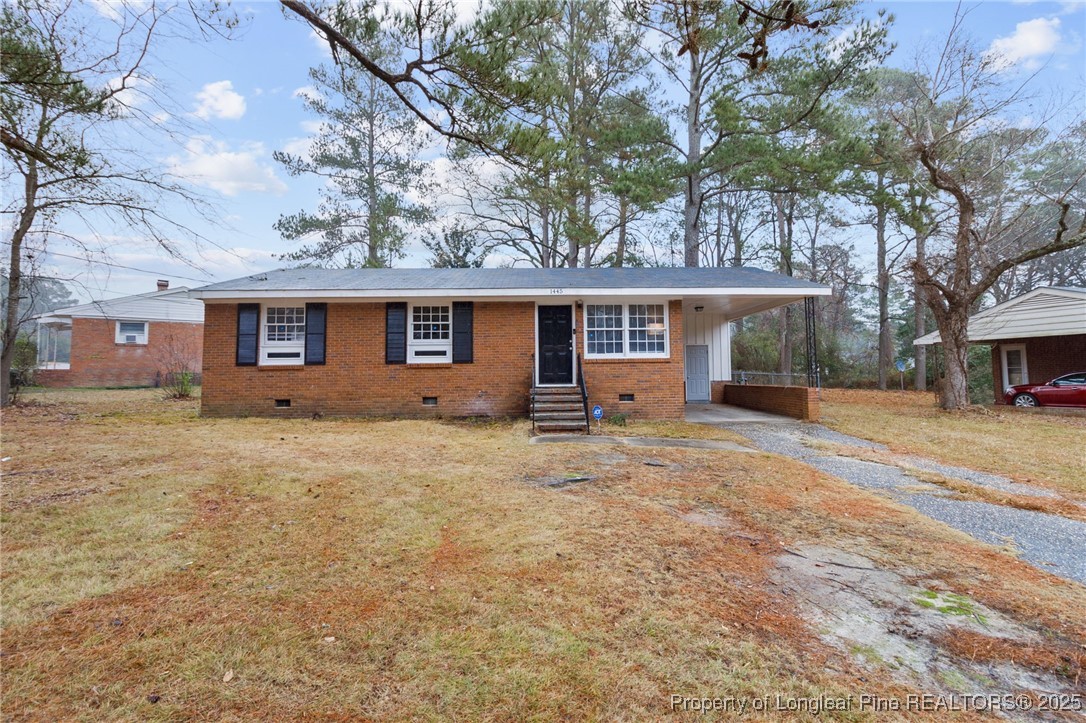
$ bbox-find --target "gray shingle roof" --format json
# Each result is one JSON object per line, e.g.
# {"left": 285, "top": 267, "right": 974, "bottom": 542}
{"left": 194, "top": 267, "right": 827, "bottom": 293}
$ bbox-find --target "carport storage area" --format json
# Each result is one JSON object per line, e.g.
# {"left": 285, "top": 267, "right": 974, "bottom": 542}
{"left": 682, "top": 295, "right": 825, "bottom": 421}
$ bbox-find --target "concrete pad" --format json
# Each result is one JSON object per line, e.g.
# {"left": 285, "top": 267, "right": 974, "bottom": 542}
{"left": 529, "top": 434, "right": 756, "bottom": 452}
{"left": 684, "top": 403, "right": 798, "bottom": 425}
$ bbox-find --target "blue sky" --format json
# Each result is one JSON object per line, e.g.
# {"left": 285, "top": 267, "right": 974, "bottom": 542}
{"left": 22, "top": 0, "right": 1086, "bottom": 302}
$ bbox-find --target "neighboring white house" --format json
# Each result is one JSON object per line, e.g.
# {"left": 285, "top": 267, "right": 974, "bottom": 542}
{"left": 34, "top": 281, "right": 205, "bottom": 387}
{"left": 914, "top": 286, "right": 1086, "bottom": 401}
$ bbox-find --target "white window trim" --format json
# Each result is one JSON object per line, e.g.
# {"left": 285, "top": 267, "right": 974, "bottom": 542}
{"left": 1000, "top": 343, "right": 1028, "bottom": 389}
{"left": 260, "top": 304, "right": 306, "bottom": 366}
{"left": 408, "top": 303, "right": 453, "bottom": 364}
{"left": 583, "top": 301, "right": 669, "bottom": 360}
{"left": 115, "top": 320, "right": 148, "bottom": 345}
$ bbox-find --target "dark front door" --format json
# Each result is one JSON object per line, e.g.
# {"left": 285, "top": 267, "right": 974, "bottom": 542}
{"left": 538, "top": 305, "right": 573, "bottom": 385}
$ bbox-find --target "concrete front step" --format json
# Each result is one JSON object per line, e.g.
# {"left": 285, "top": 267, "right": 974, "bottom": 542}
{"left": 533, "top": 411, "right": 587, "bottom": 421}
{"left": 531, "top": 387, "right": 588, "bottom": 433}
{"left": 533, "top": 400, "right": 585, "bottom": 411}
{"left": 535, "top": 420, "right": 589, "bottom": 433}
{"left": 529, "top": 395, "right": 582, "bottom": 406}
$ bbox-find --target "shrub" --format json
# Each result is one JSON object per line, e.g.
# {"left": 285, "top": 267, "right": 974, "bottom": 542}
{"left": 162, "top": 370, "right": 195, "bottom": 399}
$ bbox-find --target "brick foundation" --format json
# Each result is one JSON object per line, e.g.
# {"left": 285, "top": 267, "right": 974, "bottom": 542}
{"left": 200, "top": 299, "right": 686, "bottom": 420}
{"left": 989, "top": 334, "right": 1086, "bottom": 404}
{"left": 721, "top": 383, "right": 820, "bottom": 421}
{"left": 36, "top": 318, "right": 203, "bottom": 388}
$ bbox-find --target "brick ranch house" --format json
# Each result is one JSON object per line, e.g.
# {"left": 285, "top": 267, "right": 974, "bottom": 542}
{"left": 914, "top": 286, "right": 1086, "bottom": 404}
{"left": 34, "top": 281, "right": 204, "bottom": 388}
{"left": 190, "top": 268, "right": 830, "bottom": 428}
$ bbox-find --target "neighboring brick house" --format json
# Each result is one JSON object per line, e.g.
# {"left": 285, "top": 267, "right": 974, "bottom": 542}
{"left": 190, "top": 268, "right": 829, "bottom": 428}
{"left": 914, "top": 286, "right": 1086, "bottom": 404}
{"left": 35, "top": 281, "right": 204, "bottom": 388}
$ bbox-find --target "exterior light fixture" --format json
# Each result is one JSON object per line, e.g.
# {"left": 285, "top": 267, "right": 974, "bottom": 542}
{"left": 694, "top": 305, "right": 704, "bottom": 312}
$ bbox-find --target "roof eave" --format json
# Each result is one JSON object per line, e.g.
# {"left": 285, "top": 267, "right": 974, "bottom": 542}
{"left": 190, "top": 286, "right": 832, "bottom": 300}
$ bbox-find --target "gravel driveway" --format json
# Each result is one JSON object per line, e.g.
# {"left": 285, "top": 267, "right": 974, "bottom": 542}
{"left": 730, "top": 423, "right": 1086, "bottom": 586}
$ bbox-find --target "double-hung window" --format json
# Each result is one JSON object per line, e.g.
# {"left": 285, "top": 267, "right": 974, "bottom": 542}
{"left": 409, "top": 304, "right": 451, "bottom": 362}
{"left": 262, "top": 306, "right": 306, "bottom": 364}
{"left": 116, "top": 321, "right": 148, "bottom": 345}
{"left": 585, "top": 303, "right": 668, "bottom": 358}
{"left": 585, "top": 305, "right": 624, "bottom": 355}
{"left": 628, "top": 304, "right": 667, "bottom": 354}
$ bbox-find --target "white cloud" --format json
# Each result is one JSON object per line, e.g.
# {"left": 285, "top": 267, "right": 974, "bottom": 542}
{"left": 168, "top": 137, "right": 287, "bottom": 196}
{"left": 292, "top": 85, "right": 321, "bottom": 103}
{"left": 986, "top": 17, "right": 1062, "bottom": 69}
{"left": 193, "top": 80, "right": 247, "bottom": 120}
{"left": 88, "top": 0, "right": 122, "bottom": 20}
{"left": 279, "top": 120, "right": 326, "bottom": 161}
{"left": 280, "top": 137, "right": 312, "bottom": 159}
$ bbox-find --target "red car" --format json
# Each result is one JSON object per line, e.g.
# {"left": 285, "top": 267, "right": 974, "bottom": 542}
{"left": 1003, "top": 372, "right": 1086, "bottom": 407}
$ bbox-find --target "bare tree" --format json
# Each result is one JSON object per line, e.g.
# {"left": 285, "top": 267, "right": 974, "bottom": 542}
{"left": 1, "top": 0, "right": 233, "bottom": 405}
{"left": 153, "top": 326, "right": 201, "bottom": 399}
{"left": 891, "top": 15, "right": 1086, "bottom": 409}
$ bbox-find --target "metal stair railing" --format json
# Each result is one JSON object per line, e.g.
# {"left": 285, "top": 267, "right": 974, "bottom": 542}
{"left": 576, "top": 353, "right": 590, "bottom": 433}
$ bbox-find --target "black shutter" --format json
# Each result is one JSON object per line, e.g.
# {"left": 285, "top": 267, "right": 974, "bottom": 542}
{"left": 304, "top": 302, "right": 327, "bottom": 365}
{"left": 452, "top": 301, "right": 473, "bottom": 363}
{"left": 236, "top": 303, "right": 259, "bottom": 366}
{"left": 386, "top": 302, "right": 407, "bottom": 364}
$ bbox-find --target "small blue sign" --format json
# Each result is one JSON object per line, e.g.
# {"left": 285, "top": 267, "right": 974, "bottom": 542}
{"left": 895, "top": 360, "right": 906, "bottom": 373}
{"left": 592, "top": 405, "right": 604, "bottom": 420}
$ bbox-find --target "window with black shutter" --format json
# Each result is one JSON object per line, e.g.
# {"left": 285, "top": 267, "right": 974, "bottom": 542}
{"left": 236, "top": 303, "right": 259, "bottom": 366}
{"left": 304, "top": 302, "right": 327, "bottom": 365}
{"left": 386, "top": 302, "right": 407, "bottom": 364}
{"left": 452, "top": 301, "right": 473, "bottom": 363}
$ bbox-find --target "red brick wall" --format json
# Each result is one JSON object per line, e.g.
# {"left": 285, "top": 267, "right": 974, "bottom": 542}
{"left": 200, "top": 299, "right": 686, "bottom": 420}
{"left": 36, "top": 317, "right": 203, "bottom": 388}
{"left": 581, "top": 300, "right": 685, "bottom": 420}
{"left": 990, "top": 334, "right": 1086, "bottom": 404}
{"left": 721, "top": 383, "right": 820, "bottom": 421}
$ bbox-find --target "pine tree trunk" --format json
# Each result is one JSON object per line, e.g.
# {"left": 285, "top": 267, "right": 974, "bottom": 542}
{"left": 615, "top": 195, "right": 628, "bottom": 267}
{"left": 365, "top": 77, "right": 380, "bottom": 267}
{"left": 581, "top": 187, "right": 592, "bottom": 268}
{"left": 876, "top": 172, "right": 891, "bottom": 390}
{"left": 775, "top": 194, "right": 794, "bottom": 377}
{"left": 683, "top": 45, "right": 702, "bottom": 268}
{"left": 913, "top": 231, "right": 927, "bottom": 391}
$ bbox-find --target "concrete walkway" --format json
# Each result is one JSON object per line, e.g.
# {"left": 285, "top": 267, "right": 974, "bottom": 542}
{"left": 684, "top": 403, "right": 797, "bottom": 425}
{"left": 529, "top": 434, "right": 755, "bottom": 452}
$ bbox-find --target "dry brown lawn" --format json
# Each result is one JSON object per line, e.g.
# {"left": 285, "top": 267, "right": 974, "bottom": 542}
{"left": 2, "top": 388, "right": 1084, "bottom": 720}
{"left": 820, "top": 389, "right": 1086, "bottom": 500}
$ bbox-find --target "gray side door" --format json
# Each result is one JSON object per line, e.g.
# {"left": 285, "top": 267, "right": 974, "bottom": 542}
{"left": 685, "top": 345, "right": 710, "bottom": 402}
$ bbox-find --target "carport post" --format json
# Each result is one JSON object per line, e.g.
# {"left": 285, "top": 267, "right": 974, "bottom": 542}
{"left": 804, "top": 297, "right": 820, "bottom": 390}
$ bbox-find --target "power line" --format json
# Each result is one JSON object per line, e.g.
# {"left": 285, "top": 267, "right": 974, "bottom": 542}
{"left": 32, "top": 250, "right": 214, "bottom": 284}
